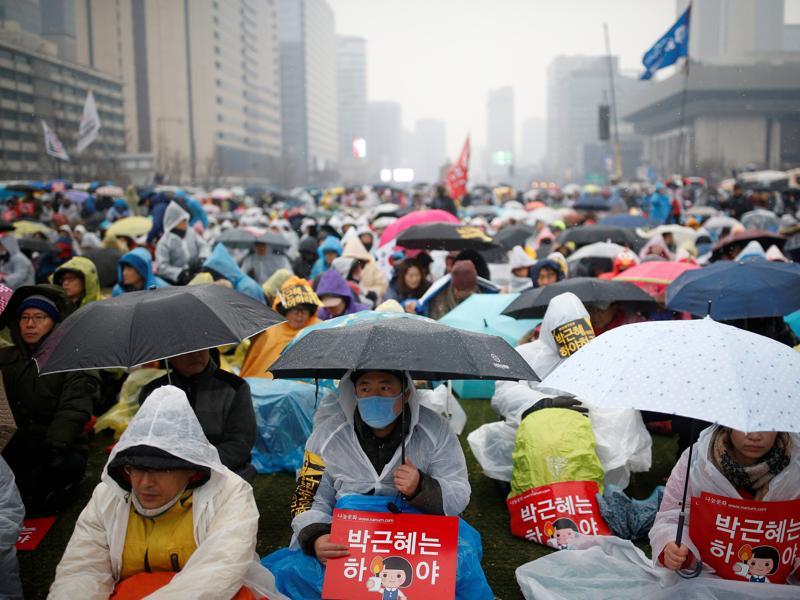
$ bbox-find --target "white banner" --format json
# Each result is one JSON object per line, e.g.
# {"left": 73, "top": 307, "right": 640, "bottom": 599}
{"left": 76, "top": 90, "right": 101, "bottom": 152}
{"left": 41, "top": 120, "right": 70, "bottom": 161}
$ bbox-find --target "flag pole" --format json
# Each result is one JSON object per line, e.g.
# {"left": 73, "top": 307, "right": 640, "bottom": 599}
{"left": 603, "top": 23, "right": 623, "bottom": 181}
{"left": 677, "top": 3, "right": 692, "bottom": 176}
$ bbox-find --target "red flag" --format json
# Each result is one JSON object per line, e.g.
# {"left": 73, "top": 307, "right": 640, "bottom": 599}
{"left": 446, "top": 135, "right": 470, "bottom": 202}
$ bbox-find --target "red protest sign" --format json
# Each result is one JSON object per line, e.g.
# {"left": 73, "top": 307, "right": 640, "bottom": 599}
{"left": 16, "top": 517, "right": 57, "bottom": 551}
{"left": 690, "top": 492, "right": 800, "bottom": 584}
{"left": 322, "top": 509, "right": 459, "bottom": 600}
{"left": 507, "top": 481, "right": 611, "bottom": 548}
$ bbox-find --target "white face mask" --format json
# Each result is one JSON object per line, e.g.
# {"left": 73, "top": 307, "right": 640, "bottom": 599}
{"left": 509, "top": 275, "right": 533, "bottom": 292}
{"left": 131, "top": 485, "right": 187, "bottom": 518}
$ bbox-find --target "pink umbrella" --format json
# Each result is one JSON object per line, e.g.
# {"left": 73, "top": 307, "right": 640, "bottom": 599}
{"left": 379, "top": 209, "right": 460, "bottom": 247}
{"left": 614, "top": 261, "right": 700, "bottom": 299}
{"left": 0, "top": 284, "right": 13, "bottom": 314}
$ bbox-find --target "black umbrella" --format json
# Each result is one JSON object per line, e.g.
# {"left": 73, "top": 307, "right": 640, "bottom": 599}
{"left": 81, "top": 247, "right": 123, "bottom": 288}
{"left": 502, "top": 277, "right": 657, "bottom": 319}
{"left": 396, "top": 223, "right": 495, "bottom": 251}
{"left": 17, "top": 237, "right": 56, "bottom": 254}
{"left": 35, "top": 285, "right": 284, "bottom": 374}
{"left": 573, "top": 196, "right": 612, "bottom": 211}
{"left": 217, "top": 228, "right": 257, "bottom": 249}
{"left": 269, "top": 316, "right": 538, "bottom": 382}
{"left": 556, "top": 226, "right": 644, "bottom": 251}
{"left": 493, "top": 224, "right": 536, "bottom": 250}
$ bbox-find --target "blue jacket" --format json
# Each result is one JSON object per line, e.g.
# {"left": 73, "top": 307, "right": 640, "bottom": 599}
{"left": 309, "top": 236, "right": 342, "bottom": 280}
{"left": 203, "top": 243, "right": 266, "bottom": 304}
{"left": 176, "top": 191, "right": 209, "bottom": 229}
{"left": 145, "top": 193, "right": 172, "bottom": 244}
{"left": 644, "top": 189, "right": 671, "bottom": 225}
{"left": 112, "top": 248, "right": 170, "bottom": 296}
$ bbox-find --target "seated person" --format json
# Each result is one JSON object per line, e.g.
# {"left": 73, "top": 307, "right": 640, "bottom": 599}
{"left": 651, "top": 425, "right": 800, "bottom": 581}
{"left": 139, "top": 350, "right": 256, "bottom": 480}
{"left": 291, "top": 369, "right": 470, "bottom": 562}
{"left": 49, "top": 386, "right": 285, "bottom": 599}
{"left": 315, "top": 269, "right": 368, "bottom": 320}
{"left": 155, "top": 201, "right": 209, "bottom": 285}
{"left": 0, "top": 285, "right": 100, "bottom": 513}
{"left": 0, "top": 454, "right": 24, "bottom": 598}
{"left": 52, "top": 256, "right": 103, "bottom": 307}
{"left": 240, "top": 276, "right": 322, "bottom": 379}
{"left": 111, "top": 248, "right": 170, "bottom": 296}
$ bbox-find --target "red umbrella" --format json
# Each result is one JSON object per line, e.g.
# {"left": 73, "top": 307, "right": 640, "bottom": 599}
{"left": 614, "top": 261, "right": 700, "bottom": 299}
{"left": 378, "top": 209, "right": 459, "bottom": 247}
{"left": 711, "top": 229, "right": 785, "bottom": 261}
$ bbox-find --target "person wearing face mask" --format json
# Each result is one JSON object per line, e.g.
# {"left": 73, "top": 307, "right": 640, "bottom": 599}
{"left": 288, "top": 369, "right": 470, "bottom": 565}
{"left": 240, "top": 276, "right": 323, "bottom": 379}
{"left": 48, "top": 386, "right": 287, "bottom": 599}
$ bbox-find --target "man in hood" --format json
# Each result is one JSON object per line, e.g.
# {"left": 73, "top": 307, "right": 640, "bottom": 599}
{"left": 52, "top": 256, "right": 102, "bottom": 307}
{"left": 49, "top": 386, "right": 286, "bottom": 599}
{"left": 138, "top": 349, "right": 257, "bottom": 480}
{"left": 240, "top": 239, "right": 292, "bottom": 285}
{"left": 309, "top": 235, "right": 342, "bottom": 280}
{"left": 315, "top": 269, "right": 368, "bottom": 320}
{"left": 155, "top": 201, "right": 209, "bottom": 285}
{"left": 293, "top": 237, "right": 318, "bottom": 280}
{"left": 202, "top": 243, "right": 266, "bottom": 304}
{"left": 0, "top": 285, "right": 100, "bottom": 513}
{"left": 0, "top": 236, "right": 34, "bottom": 289}
{"left": 111, "top": 248, "right": 171, "bottom": 296}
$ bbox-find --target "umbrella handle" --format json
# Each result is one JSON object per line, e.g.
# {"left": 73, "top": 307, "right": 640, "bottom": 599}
{"left": 675, "top": 418, "right": 696, "bottom": 548}
{"left": 675, "top": 512, "right": 686, "bottom": 547}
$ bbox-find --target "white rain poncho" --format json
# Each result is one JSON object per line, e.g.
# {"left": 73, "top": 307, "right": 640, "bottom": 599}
{"left": 468, "top": 292, "right": 651, "bottom": 487}
{"left": 49, "top": 385, "right": 286, "bottom": 600}
{"left": 290, "top": 372, "right": 470, "bottom": 544}
{"left": 155, "top": 201, "right": 209, "bottom": 282}
{"left": 650, "top": 426, "right": 800, "bottom": 573}
{"left": 0, "top": 456, "right": 24, "bottom": 599}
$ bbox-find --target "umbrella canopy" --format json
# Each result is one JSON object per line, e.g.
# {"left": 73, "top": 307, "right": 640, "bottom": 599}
{"left": 502, "top": 277, "right": 657, "bottom": 319}
{"left": 439, "top": 293, "right": 541, "bottom": 346}
{"left": 613, "top": 261, "right": 700, "bottom": 299}
{"left": 395, "top": 222, "right": 495, "bottom": 251}
{"left": 573, "top": 196, "right": 612, "bottom": 211}
{"left": 378, "top": 209, "right": 460, "bottom": 247}
{"left": 35, "top": 285, "right": 284, "bottom": 374}
{"left": 17, "top": 237, "right": 56, "bottom": 254}
{"left": 527, "top": 206, "right": 561, "bottom": 225}
{"left": 4, "top": 181, "right": 45, "bottom": 193}
{"left": 217, "top": 228, "right": 257, "bottom": 249}
{"left": 269, "top": 313, "right": 538, "bottom": 382}
{"left": 65, "top": 190, "right": 89, "bottom": 204}
{"left": 210, "top": 188, "right": 233, "bottom": 201}
{"left": 640, "top": 224, "right": 700, "bottom": 247}
{"left": 12, "top": 220, "right": 53, "bottom": 238}
{"left": 666, "top": 258, "right": 800, "bottom": 319}
{"left": 711, "top": 229, "right": 785, "bottom": 261}
{"left": 597, "top": 214, "right": 649, "bottom": 228}
{"left": 540, "top": 318, "right": 800, "bottom": 432}
{"left": 702, "top": 215, "right": 741, "bottom": 234}
{"left": 106, "top": 216, "right": 153, "bottom": 239}
{"left": 741, "top": 209, "right": 780, "bottom": 232}
{"left": 95, "top": 185, "right": 124, "bottom": 197}
{"left": 81, "top": 247, "right": 122, "bottom": 288}
{"left": 466, "top": 205, "right": 499, "bottom": 218}
{"left": 556, "top": 226, "right": 643, "bottom": 251}
{"left": 565, "top": 241, "right": 628, "bottom": 264}
{"left": 492, "top": 224, "right": 536, "bottom": 250}
{"left": 257, "top": 231, "right": 291, "bottom": 249}
{"left": 686, "top": 206, "right": 719, "bottom": 219}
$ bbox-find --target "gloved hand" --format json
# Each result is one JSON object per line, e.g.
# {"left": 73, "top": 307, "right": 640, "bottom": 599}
{"left": 521, "top": 395, "right": 588, "bottom": 421}
{"left": 365, "top": 290, "right": 378, "bottom": 305}
{"left": 46, "top": 446, "right": 69, "bottom": 473}
{"left": 177, "top": 268, "right": 193, "bottom": 285}
{"left": 189, "top": 257, "right": 205, "bottom": 273}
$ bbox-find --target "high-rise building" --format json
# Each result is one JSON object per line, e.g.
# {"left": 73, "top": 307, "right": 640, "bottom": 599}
{"left": 676, "top": 0, "right": 785, "bottom": 63}
{"left": 336, "top": 35, "right": 367, "bottom": 184}
{"left": 409, "top": 118, "right": 446, "bottom": 184}
{"left": 0, "top": 23, "right": 124, "bottom": 180}
{"left": 546, "top": 55, "right": 641, "bottom": 182}
{"left": 519, "top": 117, "right": 545, "bottom": 168}
{"left": 278, "top": 0, "right": 337, "bottom": 187}
{"left": 366, "top": 101, "right": 402, "bottom": 181}
{"left": 75, "top": 0, "right": 283, "bottom": 184}
{"left": 0, "top": 0, "right": 77, "bottom": 62}
{"left": 486, "top": 86, "right": 514, "bottom": 184}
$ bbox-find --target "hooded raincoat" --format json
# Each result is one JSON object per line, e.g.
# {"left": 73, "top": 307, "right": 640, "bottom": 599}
{"left": 650, "top": 426, "right": 800, "bottom": 573}
{"left": 314, "top": 269, "right": 368, "bottom": 320}
{"left": 48, "top": 385, "right": 287, "bottom": 600}
{"left": 342, "top": 237, "right": 388, "bottom": 297}
{"left": 0, "top": 236, "right": 34, "bottom": 289}
{"left": 0, "top": 456, "right": 24, "bottom": 599}
{"left": 240, "top": 249, "right": 292, "bottom": 286}
{"left": 155, "top": 201, "right": 209, "bottom": 283}
{"left": 111, "top": 248, "right": 170, "bottom": 297}
{"left": 53, "top": 256, "right": 102, "bottom": 307}
{"left": 309, "top": 236, "right": 342, "bottom": 280}
{"left": 203, "top": 244, "right": 266, "bottom": 304}
{"left": 290, "top": 372, "right": 470, "bottom": 546}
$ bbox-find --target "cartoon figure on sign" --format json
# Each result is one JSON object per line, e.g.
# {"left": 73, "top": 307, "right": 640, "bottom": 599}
{"left": 733, "top": 544, "right": 779, "bottom": 583}
{"left": 545, "top": 518, "right": 579, "bottom": 550}
{"left": 366, "top": 556, "right": 414, "bottom": 599}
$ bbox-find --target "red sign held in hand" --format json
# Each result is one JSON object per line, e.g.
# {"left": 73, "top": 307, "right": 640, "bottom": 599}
{"left": 16, "top": 517, "right": 56, "bottom": 551}
{"left": 507, "top": 481, "right": 611, "bottom": 548}
{"left": 322, "top": 509, "right": 459, "bottom": 600}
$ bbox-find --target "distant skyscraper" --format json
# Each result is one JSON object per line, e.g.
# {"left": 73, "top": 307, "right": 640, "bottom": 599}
{"left": 367, "top": 101, "right": 402, "bottom": 180}
{"left": 520, "top": 117, "right": 545, "bottom": 167}
{"left": 278, "top": 0, "right": 338, "bottom": 187}
{"left": 336, "top": 35, "right": 367, "bottom": 184}
{"left": 75, "top": 0, "right": 283, "bottom": 183}
{"left": 0, "top": 0, "right": 77, "bottom": 61}
{"left": 411, "top": 118, "right": 446, "bottom": 183}
{"left": 486, "top": 86, "right": 515, "bottom": 184}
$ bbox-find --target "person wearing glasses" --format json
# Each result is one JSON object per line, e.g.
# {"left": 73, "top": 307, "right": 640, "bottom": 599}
{"left": 0, "top": 285, "right": 100, "bottom": 514}
{"left": 49, "top": 385, "right": 286, "bottom": 599}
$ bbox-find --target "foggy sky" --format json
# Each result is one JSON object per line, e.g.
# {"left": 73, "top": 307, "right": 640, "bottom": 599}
{"left": 332, "top": 0, "right": 800, "bottom": 160}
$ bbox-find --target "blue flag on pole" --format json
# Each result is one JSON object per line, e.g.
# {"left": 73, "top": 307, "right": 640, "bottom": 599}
{"left": 640, "top": 6, "right": 691, "bottom": 80}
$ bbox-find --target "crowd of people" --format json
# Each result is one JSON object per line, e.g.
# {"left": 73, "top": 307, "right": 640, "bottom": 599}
{"left": 0, "top": 177, "right": 798, "bottom": 598}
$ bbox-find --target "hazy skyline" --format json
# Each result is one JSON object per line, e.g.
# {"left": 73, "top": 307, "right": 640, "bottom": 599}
{"left": 332, "top": 0, "right": 800, "bottom": 160}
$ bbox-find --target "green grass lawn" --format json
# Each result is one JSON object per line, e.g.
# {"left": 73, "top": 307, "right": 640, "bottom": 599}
{"left": 18, "top": 399, "right": 677, "bottom": 600}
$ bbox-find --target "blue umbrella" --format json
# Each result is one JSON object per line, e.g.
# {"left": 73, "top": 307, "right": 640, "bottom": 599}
{"left": 666, "top": 258, "right": 800, "bottom": 319}
{"left": 573, "top": 195, "right": 612, "bottom": 211}
{"left": 439, "top": 293, "right": 540, "bottom": 346}
{"left": 598, "top": 213, "right": 650, "bottom": 228}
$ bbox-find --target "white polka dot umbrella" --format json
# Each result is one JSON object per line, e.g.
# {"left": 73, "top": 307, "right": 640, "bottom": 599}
{"left": 540, "top": 317, "right": 800, "bottom": 433}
